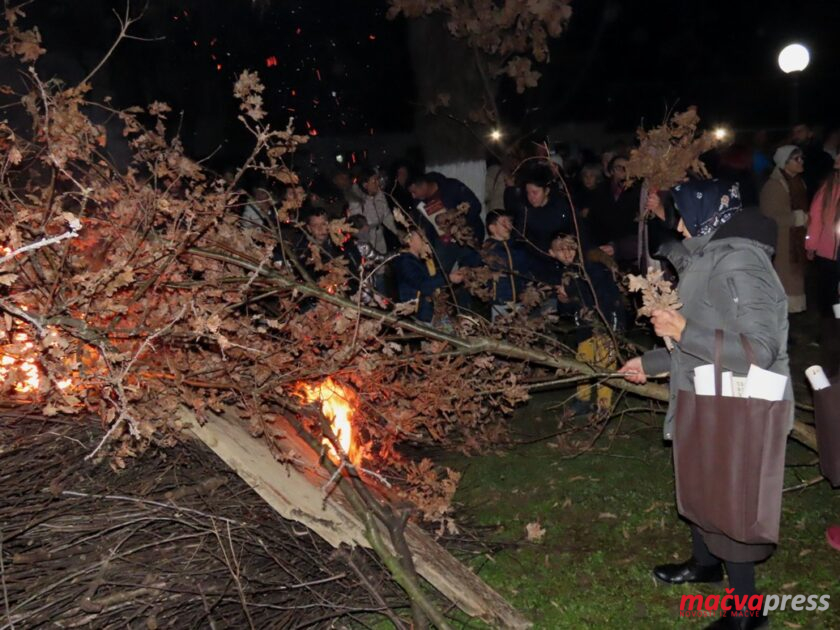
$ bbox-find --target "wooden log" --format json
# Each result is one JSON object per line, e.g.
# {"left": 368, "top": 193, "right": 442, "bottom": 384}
{"left": 181, "top": 406, "right": 532, "bottom": 629}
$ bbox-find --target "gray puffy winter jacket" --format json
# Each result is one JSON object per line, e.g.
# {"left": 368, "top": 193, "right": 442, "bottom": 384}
{"left": 641, "top": 214, "right": 793, "bottom": 441}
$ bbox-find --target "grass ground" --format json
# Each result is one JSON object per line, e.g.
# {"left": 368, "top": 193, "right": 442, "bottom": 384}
{"left": 445, "top": 394, "right": 839, "bottom": 629}
{"left": 441, "top": 315, "right": 840, "bottom": 629}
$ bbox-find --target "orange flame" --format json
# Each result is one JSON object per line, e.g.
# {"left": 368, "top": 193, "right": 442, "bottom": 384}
{"left": 294, "top": 377, "right": 356, "bottom": 464}
{"left": 1, "top": 331, "right": 40, "bottom": 394}
{"left": 0, "top": 249, "right": 41, "bottom": 394}
{"left": 1, "top": 319, "right": 77, "bottom": 396}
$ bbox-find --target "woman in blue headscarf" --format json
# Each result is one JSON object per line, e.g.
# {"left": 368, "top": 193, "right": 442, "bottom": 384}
{"left": 618, "top": 179, "right": 791, "bottom": 630}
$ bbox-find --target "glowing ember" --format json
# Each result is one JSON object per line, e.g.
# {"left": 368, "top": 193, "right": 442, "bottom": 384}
{"left": 0, "top": 320, "right": 79, "bottom": 396}
{"left": 294, "top": 377, "right": 356, "bottom": 464}
{"left": 0, "top": 330, "right": 41, "bottom": 394}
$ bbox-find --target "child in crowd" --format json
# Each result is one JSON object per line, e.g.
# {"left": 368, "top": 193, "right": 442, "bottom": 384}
{"left": 451, "top": 210, "right": 532, "bottom": 321}
{"left": 392, "top": 231, "right": 449, "bottom": 323}
{"left": 541, "top": 233, "right": 624, "bottom": 331}
{"left": 542, "top": 233, "right": 626, "bottom": 414}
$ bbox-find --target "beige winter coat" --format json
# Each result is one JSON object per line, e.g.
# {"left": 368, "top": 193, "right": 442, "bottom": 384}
{"left": 760, "top": 167, "right": 806, "bottom": 312}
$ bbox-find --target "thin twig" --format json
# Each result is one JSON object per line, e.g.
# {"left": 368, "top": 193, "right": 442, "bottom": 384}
{"left": 0, "top": 226, "right": 80, "bottom": 266}
{"left": 59, "top": 491, "right": 244, "bottom": 526}
{"left": 0, "top": 530, "right": 12, "bottom": 630}
{"left": 80, "top": 3, "right": 150, "bottom": 87}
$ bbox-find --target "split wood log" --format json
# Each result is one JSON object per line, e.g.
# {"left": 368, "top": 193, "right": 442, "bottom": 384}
{"left": 181, "top": 405, "right": 532, "bottom": 630}
{"left": 187, "top": 248, "right": 819, "bottom": 453}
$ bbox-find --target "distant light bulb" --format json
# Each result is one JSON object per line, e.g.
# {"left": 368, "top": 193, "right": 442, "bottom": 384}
{"left": 713, "top": 127, "right": 729, "bottom": 141}
{"left": 335, "top": 154, "right": 344, "bottom": 164}
{"left": 489, "top": 129, "right": 503, "bottom": 142}
{"left": 778, "top": 43, "right": 810, "bottom": 74}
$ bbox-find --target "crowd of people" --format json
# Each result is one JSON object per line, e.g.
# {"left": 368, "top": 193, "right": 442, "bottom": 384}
{"left": 234, "top": 121, "right": 840, "bottom": 629}
{"left": 238, "top": 123, "right": 838, "bottom": 335}
{"left": 234, "top": 122, "right": 840, "bottom": 397}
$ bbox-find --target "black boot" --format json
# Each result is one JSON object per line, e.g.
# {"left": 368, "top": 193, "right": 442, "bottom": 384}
{"left": 653, "top": 557, "right": 724, "bottom": 584}
{"left": 704, "top": 609, "right": 769, "bottom": 629}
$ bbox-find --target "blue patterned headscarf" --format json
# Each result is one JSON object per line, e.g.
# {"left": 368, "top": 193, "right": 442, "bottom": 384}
{"left": 672, "top": 179, "right": 743, "bottom": 237}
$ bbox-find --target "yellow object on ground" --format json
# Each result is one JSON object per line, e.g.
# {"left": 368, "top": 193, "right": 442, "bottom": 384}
{"left": 575, "top": 333, "right": 616, "bottom": 408}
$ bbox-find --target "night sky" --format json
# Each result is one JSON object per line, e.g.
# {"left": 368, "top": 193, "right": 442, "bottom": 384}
{"left": 16, "top": 0, "right": 840, "bottom": 167}
{"left": 534, "top": 0, "right": 840, "bottom": 132}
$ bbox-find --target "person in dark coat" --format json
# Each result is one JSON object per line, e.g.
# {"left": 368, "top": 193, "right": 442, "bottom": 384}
{"left": 292, "top": 207, "right": 362, "bottom": 296}
{"left": 587, "top": 155, "right": 642, "bottom": 267}
{"left": 387, "top": 159, "right": 416, "bottom": 215}
{"left": 619, "top": 180, "right": 791, "bottom": 630}
{"left": 537, "top": 233, "right": 624, "bottom": 333}
{"left": 792, "top": 123, "right": 834, "bottom": 201}
{"left": 407, "top": 172, "right": 484, "bottom": 273}
{"left": 505, "top": 163, "right": 577, "bottom": 259}
{"left": 452, "top": 210, "right": 532, "bottom": 320}
{"left": 539, "top": 233, "right": 624, "bottom": 413}
{"left": 392, "top": 230, "right": 449, "bottom": 323}
{"left": 574, "top": 162, "right": 603, "bottom": 220}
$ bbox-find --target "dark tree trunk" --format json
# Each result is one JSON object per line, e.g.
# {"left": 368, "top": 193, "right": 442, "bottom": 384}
{"left": 407, "top": 15, "right": 488, "bottom": 167}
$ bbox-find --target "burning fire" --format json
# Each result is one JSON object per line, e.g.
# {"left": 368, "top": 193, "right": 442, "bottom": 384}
{"left": 0, "top": 324, "right": 74, "bottom": 396}
{"left": 1, "top": 245, "right": 40, "bottom": 394}
{"left": 294, "top": 377, "right": 356, "bottom": 464}
{"left": 1, "top": 331, "right": 41, "bottom": 394}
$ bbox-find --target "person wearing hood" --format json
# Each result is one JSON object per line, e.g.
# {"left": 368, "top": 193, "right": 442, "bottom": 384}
{"left": 618, "top": 180, "right": 790, "bottom": 630}
{"left": 759, "top": 145, "right": 807, "bottom": 313}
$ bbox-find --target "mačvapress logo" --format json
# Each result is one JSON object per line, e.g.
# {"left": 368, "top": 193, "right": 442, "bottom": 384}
{"left": 680, "top": 591, "right": 830, "bottom": 617}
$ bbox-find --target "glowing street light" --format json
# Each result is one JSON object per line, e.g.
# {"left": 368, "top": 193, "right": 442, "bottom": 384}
{"left": 777, "top": 43, "right": 810, "bottom": 122}
{"left": 489, "top": 128, "right": 503, "bottom": 142}
{"left": 713, "top": 127, "right": 730, "bottom": 142}
{"left": 777, "top": 43, "right": 810, "bottom": 74}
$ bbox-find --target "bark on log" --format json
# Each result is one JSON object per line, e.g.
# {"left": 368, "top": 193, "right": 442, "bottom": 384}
{"left": 182, "top": 406, "right": 532, "bottom": 629}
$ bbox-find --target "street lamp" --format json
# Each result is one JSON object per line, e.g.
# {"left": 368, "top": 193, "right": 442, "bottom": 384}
{"left": 778, "top": 44, "right": 810, "bottom": 74}
{"left": 778, "top": 43, "right": 810, "bottom": 122}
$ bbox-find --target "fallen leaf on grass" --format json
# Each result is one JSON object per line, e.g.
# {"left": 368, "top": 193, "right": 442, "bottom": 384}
{"left": 781, "top": 582, "right": 798, "bottom": 591}
{"left": 644, "top": 500, "right": 668, "bottom": 514}
{"left": 798, "top": 549, "right": 812, "bottom": 557}
{"left": 525, "top": 521, "right": 546, "bottom": 542}
{"left": 598, "top": 512, "right": 618, "bottom": 520}
{"left": 783, "top": 623, "right": 802, "bottom": 629}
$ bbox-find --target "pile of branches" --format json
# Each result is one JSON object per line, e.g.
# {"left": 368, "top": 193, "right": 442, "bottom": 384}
{"left": 0, "top": 413, "right": 417, "bottom": 628}
{"left": 0, "top": 5, "right": 599, "bottom": 528}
